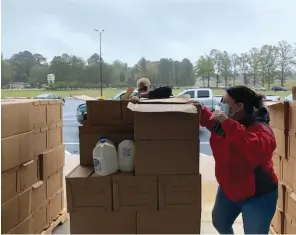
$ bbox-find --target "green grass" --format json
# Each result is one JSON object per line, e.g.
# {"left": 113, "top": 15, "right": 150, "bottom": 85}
{"left": 1, "top": 88, "right": 291, "bottom": 99}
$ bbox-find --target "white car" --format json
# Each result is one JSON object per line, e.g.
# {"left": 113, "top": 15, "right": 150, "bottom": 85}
{"left": 264, "top": 95, "right": 281, "bottom": 102}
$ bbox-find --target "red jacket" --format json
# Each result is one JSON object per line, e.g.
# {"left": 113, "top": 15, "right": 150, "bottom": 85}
{"left": 201, "top": 108, "right": 278, "bottom": 202}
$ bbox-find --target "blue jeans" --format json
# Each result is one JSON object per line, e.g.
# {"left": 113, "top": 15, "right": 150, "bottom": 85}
{"left": 212, "top": 187, "right": 278, "bottom": 234}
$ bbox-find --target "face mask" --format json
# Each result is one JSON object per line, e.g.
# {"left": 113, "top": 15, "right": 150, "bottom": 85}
{"left": 219, "top": 103, "right": 234, "bottom": 117}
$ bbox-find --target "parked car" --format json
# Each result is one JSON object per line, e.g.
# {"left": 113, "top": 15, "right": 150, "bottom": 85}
{"left": 76, "top": 90, "right": 139, "bottom": 124}
{"left": 271, "top": 86, "right": 287, "bottom": 91}
{"left": 34, "top": 93, "right": 65, "bottom": 103}
{"left": 253, "top": 86, "right": 266, "bottom": 91}
{"left": 176, "top": 88, "right": 218, "bottom": 111}
{"left": 263, "top": 94, "right": 281, "bottom": 101}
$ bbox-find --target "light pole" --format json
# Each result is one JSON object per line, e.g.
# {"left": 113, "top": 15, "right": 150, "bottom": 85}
{"left": 94, "top": 29, "right": 105, "bottom": 97}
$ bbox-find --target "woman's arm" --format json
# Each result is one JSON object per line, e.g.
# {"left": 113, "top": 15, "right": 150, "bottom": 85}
{"left": 221, "top": 119, "right": 276, "bottom": 165}
{"left": 200, "top": 107, "right": 217, "bottom": 131}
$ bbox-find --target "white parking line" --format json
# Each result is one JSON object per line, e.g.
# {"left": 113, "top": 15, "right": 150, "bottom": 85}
{"left": 63, "top": 119, "right": 77, "bottom": 121}
{"left": 65, "top": 150, "right": 71, "bottom": 155}
{"left": 200, "top": 153, "right": 213, "bottom": 157}
{"left": 63, "top": 113, "right": 73, "bottom": 116}
{"left": 200, "top": 142, "right": 210, "bottom": 144}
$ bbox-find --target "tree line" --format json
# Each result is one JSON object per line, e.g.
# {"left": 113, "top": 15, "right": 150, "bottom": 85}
{"left": 1, "top": 41, "right": 296, "bottom": 90}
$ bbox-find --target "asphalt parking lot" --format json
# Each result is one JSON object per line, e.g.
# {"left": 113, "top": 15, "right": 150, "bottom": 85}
{"left": 63, "top": 98, "right": 213, "bottom": 156}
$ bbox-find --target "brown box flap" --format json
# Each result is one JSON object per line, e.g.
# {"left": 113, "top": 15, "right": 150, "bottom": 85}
{"left": 288, "top": 130, "right": 296, "bottom": 159}
{"left": 18, "top": 159, "right": 39, "bottom": 193}
{"left": 32, "top": 181, "right": 47, "bottom": 212}
{"left": 49, "top": 189, "right": 64, "bottom": 221}
{"left": 128, "top": 102, "right": 197, "bottom": 113}
{"left": 1, "top": 100, "right": 33, "bottom": 138}
{"left": 112, "top": 172, "right": 157, "bottom": 211}
{"left": 7, "top": 215, "right": 33, "bottom": 234}
{"left": 40, "top": 145, "right": 65, "bottom": 180}
{"left": 32, "top": 200, "right": 50, "bottom": 234}
{"left": 1, "top": 166, "right": 19, "bottom": 205}
{"left": 66, "top": 165, "right": 112, "bottom": 213}
{"left": 47, "top": 169, "right": 63, "bottom": 198}
{"left": 1, "top": 131, "right": 33, "bottom": 172}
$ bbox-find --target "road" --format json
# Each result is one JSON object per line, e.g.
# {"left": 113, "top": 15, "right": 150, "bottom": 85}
{"left": 63, "top": 98, "right": 213, "bottom": 156}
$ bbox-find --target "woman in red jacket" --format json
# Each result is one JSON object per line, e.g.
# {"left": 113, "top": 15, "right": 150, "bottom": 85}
{"left": 189, "top": 86, "right": 278, "bottom": 234}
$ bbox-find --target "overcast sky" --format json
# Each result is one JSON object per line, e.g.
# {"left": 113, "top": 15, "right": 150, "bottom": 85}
{"left": 2, "top": 0, "right": 296, "bottom": 65}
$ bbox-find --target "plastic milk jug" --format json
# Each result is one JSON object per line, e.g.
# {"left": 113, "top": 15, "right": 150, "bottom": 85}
{"left": 93, "top": 138, "right": 118, "bottom": 176}
{"left": 118, "top": 138, "right": 135, "bottom": 172}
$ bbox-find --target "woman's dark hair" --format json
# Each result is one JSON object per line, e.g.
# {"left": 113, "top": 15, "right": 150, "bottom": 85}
{"left": 226, "top": 86, "right": 269, "bottom": 120}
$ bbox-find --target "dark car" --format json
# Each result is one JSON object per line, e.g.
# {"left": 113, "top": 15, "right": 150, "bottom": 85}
{"left": 76, "top": 103, "right": 87, "bottom": 125}
{"left": 271, "top": 86, "right": 287, "bottom": 91}
{"left": 35, "top": 93, "right": 65, "bottom": 103}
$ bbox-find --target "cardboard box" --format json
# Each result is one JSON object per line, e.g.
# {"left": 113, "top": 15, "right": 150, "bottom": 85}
{"left": 272, "top": 128, "right": 288, "bottom": 158}
{"left": 267, "top": 102, "right": 296, "bottom": 130}
{"left": 7, "top": 215, "right": 33, "bottom": 234}
{"left": 79, "top": 125, "right": 133, "bottom": 166}
{"left": 2, "top": 166, "right": 19, "bottom": 205}
{"left": 70, "top": 209, "right": 136, "bottom": 234}
{"left": 32, "top": 200, "right": 50, "bottom": 234}
{"left": 49, "top": 189, "right": 64, "bottom": 221}
{"left": 128, "top": 102, "right": 199, "bottom": 140}
{"left": 135, "top": 140, "right": 199, "bottom": 175}
{"left": 31, "top": 100, "right": 47, "bottom": 128}
{"left": 284, "top": 215, "right": 296, "bottom": 234}
{"left": 112, "top": 172, "right": 157, "bottom": 211}
{"left": 39, "top": 145, "right": 65, "bottom": 180}
{"left": 271, "top": 208, "right": 284, "bottom": 234}
{"left": 18, "top": 158, "right": 39, "bottom": 193}
{"left": 1, "top": 99, "right": 33, "bottom": 138}
{"left": 286, "top": 187, "right": 296, "bottom": 222}
{"left": 47, "top": 169, "right": 63, "bottom": 198}
{"left": 289, "top": 129, "right": 296, "bottom": 159}
{"left": 273, "top": 153, "right": 282, "bottom": 179}
{"left": 1, "top": 131, "right": 33, "bottom": 172}
{"left": 282, "top": 157, "right": 296, "bottom": 191}
{"left": 32, "top": 181, "right": 47, "bottom": 212}
{"left": 158, "top": 174, "right": 201, "bottom": 210}
{"left": 32, "top": 127, "right": 48, "bottom": 156}
{"left": 48, "top": 123, "right": 63, "bottom": 150}
{"left": 277, "top": 182, "right": 285, "bottom": 212}
{"left": 1, "top": 189, "right": 32, "bottom": 234}
{"left": 293, "top": 87, "right": 296, "bottom": 101}
{"left": 137, "top": 210, "right": 201, "bottom": 234}
{"left": 32, "top": 99, "right": 63, "bottom": 128}
{"left": 46, "top": 100, "right": 63, "bottom": 125}
{"left": 86, "top": 100, "right": 122, "bottom": 125}
{"left": 121, "top": 100, "right": 134, "bottom": 124}
{"left": 66, "top": 165, "right": 112, "bottom": 213}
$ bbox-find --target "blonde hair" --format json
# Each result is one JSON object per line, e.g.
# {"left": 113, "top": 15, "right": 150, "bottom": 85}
{"left": 137, "top": 77, "right": 151, "bottom": 90}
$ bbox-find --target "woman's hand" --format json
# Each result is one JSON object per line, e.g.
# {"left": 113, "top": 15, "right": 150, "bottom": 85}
{"left": 187, "top": 100, "right": 204, "bottom": 110}
{"left": 210, "top": 110, "right": 229, "bottom": 123}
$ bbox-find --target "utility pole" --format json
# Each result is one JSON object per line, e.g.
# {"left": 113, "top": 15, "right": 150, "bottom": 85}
{"left": 94, "top": 29, "right": 105, "bottom": 97}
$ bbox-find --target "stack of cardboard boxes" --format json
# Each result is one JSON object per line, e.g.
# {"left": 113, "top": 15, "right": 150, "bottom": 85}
{"left": 66, "top": 99, "right": 202, "bottom": 234}
{"left": 268, "top": 101, "right": 296, "bottom": 234}
{"left": 1, "top": 99, "right": 65, "bottom": 234}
